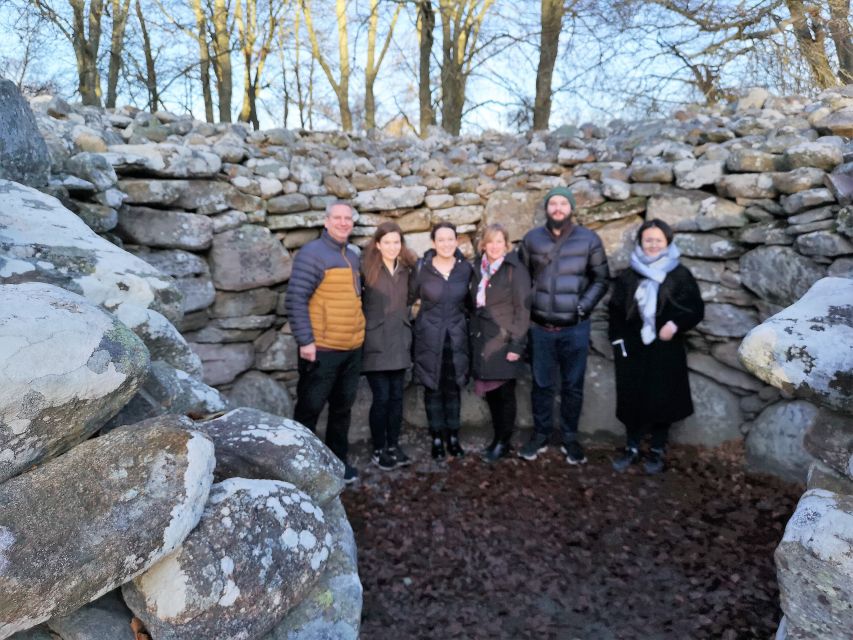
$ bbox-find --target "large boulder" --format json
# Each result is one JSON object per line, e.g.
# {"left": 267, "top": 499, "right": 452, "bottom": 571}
{"left": 0, "top": 423, "right": 215, "bottom": 638}
{"left": 123, "top": 478, "right": 331, "bottom": 640}
{"left": 353, "top": 186, "right": 427, "bottom": 211}
{"left": 739, "top": 278, "right": 853, "bottom": 415}
{"left": 0, "top": 80, "right": 50, "bottom": 187}
{"left": 775, "top": 489, "right": 853, "bottom": 639}
{"left": 802, "top": 407, "right": 853, "bottom": 478}
{"left": 129, "top": 248, "right": 215, "bottom": 314}
{"left": 0, "top": 180, "right": 183, "bottom": 323}
{"left": 0, "top": 283, "right": 149, "bottom": 483}
{"left": 481, "top": 191, "right": 541, "bottom": 242}
{"left": 113, "top": 304, "right": 202, "bottom": 378}
{"left": 47, "top": 591, "right": 136, "bottom": 640}
{"left": 226, "top": 370, "right": 294, "bottom": 419}
{"left": 209, "top": 225, "right": 292, "bottom": 291}
{"left": 671, "top": 373, "right": 743, "bottom": 446}
{"left": 647, "top": 189, "right": 747, "bottom": 231}
{"left": 739, "top": 246, "right": 825, "bottom": 307}
{"left": 116, "top": 206, "right": 214, "bottom": 251}
{"left": 194, "top": 408, "right": 345, "bottom": 505}
{"left": 745, "top": 401, "right": 819, "bottom": 483}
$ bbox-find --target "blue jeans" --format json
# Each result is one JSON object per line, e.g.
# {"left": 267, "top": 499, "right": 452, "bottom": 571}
{"left": 529, "top": 321, "right": 591, "bottom": 443}
{"left": 366, "top": 369, "right": 405, "bottom": 450}
{"left": 294, "top": 348, "right": 362, "bottom": 463}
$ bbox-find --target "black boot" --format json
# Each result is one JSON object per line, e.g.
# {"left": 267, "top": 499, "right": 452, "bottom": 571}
{"left": 445, "top": 430, "right": 465, "bottom": 458}
{"left": 430, "top": 430, "right": 446, "bottom": 460}
{"left": 482, "top": 439, "right": 512, "bottom": 463}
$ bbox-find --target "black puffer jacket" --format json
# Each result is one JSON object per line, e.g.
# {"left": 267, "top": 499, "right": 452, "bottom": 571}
{"left": 519, "top": 223, "right": 609, "bottom": 326}
{"left": 411, "top": 249, "right": 473, "bottom": 390}
{"left": 470, "top": 251, "right": 531, "bottom": 380}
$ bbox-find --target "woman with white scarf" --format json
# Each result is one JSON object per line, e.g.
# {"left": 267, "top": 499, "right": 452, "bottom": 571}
{"left": 608, "top": 219, "right": 704, "bottom": 474}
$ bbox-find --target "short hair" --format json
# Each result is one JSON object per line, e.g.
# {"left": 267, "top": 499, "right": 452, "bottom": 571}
{"left": 325, "top": 201, "right": 355, "bottom": 218}
{"left": 430, "top": 221, "right": 457, "bottom": 240}
{"left": 477, "top": 223, "right": 510, "bottom": 252}
{"left": 637, "top": 218, "right": 674, "bottom": 245}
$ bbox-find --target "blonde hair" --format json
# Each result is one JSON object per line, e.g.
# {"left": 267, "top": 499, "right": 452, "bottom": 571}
{"left": 477, "top": 223, "right": 510, "bottom": 253}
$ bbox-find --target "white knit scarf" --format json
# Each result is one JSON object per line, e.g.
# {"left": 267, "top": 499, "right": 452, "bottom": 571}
{"left": 630, "top": 242, "right": 681, "bottom": 345}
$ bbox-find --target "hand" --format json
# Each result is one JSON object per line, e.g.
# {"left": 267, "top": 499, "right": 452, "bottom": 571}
{"left": 658, "top": 321, "right": 678, "bottom": 341}
{"left": 506, "top": 352, "right": 521, "bottom": 362}
{"left": 299, "top": 343, "right": 317, "bottom": 362}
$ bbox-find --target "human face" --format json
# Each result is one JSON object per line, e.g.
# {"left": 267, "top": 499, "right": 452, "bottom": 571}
{"left": 484, "top": 233, "right": 508, "bottom": 263}
{"left": 546, "top": 194, "right": 572, "bottom": 225}
{"left": 432, "top": 227, "right": 458, "bottom": 259}
{"left": 641, "top": 226, "right": 668, "bottom": 259}
{"left": 325, "top": 205, "right": 354, "bottom": 244}
{"left": 378, "top": 231, "right": 402, "bottom": 263}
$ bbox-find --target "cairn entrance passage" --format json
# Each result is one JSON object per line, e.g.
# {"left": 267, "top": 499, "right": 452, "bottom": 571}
{"left": 342, "top": 439, "right": 800, "bottom": 639}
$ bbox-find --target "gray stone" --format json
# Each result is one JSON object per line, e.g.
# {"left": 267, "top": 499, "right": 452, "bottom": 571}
{"left": 697, "top": 303, "right": 759, "bottom": 338}
{"left": 745, "top": 401, "right": 819, "bottom": 482}
{"left": 0, "top": 423, "right": 215, "bottom": 638}
{"left": 772, "top": 167, "right": 827, "bottom": 194}
{"left": 787, "top": 205, "right": 835, "bottom": 225}
{"left": 738, "top": 277, "right": 853, "bottom": 414}
{"left": 129, "top": 248, "right": 214, "bottom": 314}
{"left": 0, "top": 181, "right": 183, "bottom": 323}
{"left": 190, "top": 342, "right": 254, "bottom": 386}
{"left": 116, "top": 206, "right": 214, "bottom": 251}
{"left": 726, "top": 149, "right": 780, "bottom": 172}
{"left": 254, "top": 330, "right": 299, "bottom": 372}
{"left": 629, "top": 161, "right": 673, "bottom": 183}
{"left": 687, "top": 352, "right": 764, "bottom": 391}
{"left": 672, "top": 159, "right": 725, "bottom": 189}
{"left": 577, "top": 355, "right": 623, "bottom": 441}
{"left": 262, "top": 499, "right": 361, "bottom": 640}
{"left": 211, "top": 288, "right": 279, "bottom": 318}
{"left": 0, "top": 80, "right": 50, "bottom": 187}
{"left": 226, "top": 371, "right": 294, "bottom": 419}
{"left": 783, "top": 141, "right": 844, "bottom": 171}
{"left": 47, "top": 591, "right": 136, "bottom": 640}
{"left": 577, "top": 198, "right": 645, "bottom": 226}
{"left": 802, "top": 407, "right": 853, "bottom": 477}
{"left": 600, "top": 178, "right": 631, "bottom": 201}
{"left": 113, "top": 305, "right": 202, "bottom": 378}
{"left": 430, "top": 205, "right": 483, "bottom": 225}
{"left": 5, "top": 626, "right": 53, "bottom": 639}
{"left": 123, "top": 478, "right": 331, "bottom": 640}
{"left": 673, "top": 232, "right": 744, "bottom": 259}
{"left": 0, "top": 283, "right": 149, "bottom": 483}
{"left": 739, "top": 246, "right": 825, "bottom": 307}
{"left": 716, "top": 173, "right": 777, "bottom": 199}
{"left": 648, "top": 189, "right": 748, "bottom": 231}
{"left": 209, "top": 225, "right": 292, "bottom": 291}
{"left": 268, "top": 193, "right": 311, "bottom": 214}
{"left": 194, "top": 407, "right": 344, "bottom": 503}
{"left": 775, "top": 490, "right": 853, "bottom": 640}
{"left": 593, "top": 215, "right": 643, "bottom": 273}
{"left": 353, "top": 186, "right": 427, "bottom": 211}
{"left": 828, "top": 256, "right": 853, "bottom": 278}
{"left": 104, "top": 362, "right": 229, "bottom": 431}
{"left": 737, "top": 221, "right": 792, "bottom": 245}
{"left": 681, "top": 257, "right": 725, "bottom": 283}
{"left": 807, "top": 461, "right": 853, "bottom": 495}
{"left": 782, "top": 188, "right": 836, "bottom": 215}
{"left": 267, "top": 211, "right": 327, "bottom": 230}
{"left": 73, "top": 202, "right": 118, "bottom": 233}
{"left": 796, "top": 230, "right": 853, "bottom": 257}
{"left": 558, "top": 148, "right": 595, "bottom": 165}
{"left": 812, "top": 106, "right": 853, "bottom": 137}
{"left": 671, "top": 373, "right": 743, "bottom": 446}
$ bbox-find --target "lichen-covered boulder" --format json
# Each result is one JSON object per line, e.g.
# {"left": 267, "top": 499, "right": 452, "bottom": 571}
{"left": 262, "top": 499, "right": 361, "bottom": 640}
{"left": 775, "top": 489, "right": 853, "bottom": 640}
{"left": 209, "top": 225, "right": 292, "bottom": 291}
{"left": 0, "top": 80, "right": 50, "bottom": 187}
{"left": 739, "top": 278, "right": 853, "bottom": 415}
{"left": 745, "top": 401, "right": 818, "bottom": 483}
{"left": 802, "top": 407, "right": 853, "bottom": 478}
{"left": 0, "top": 283, "right": 149, "bottom": 483}
{"left": 739, "top": 246, "right": 825, "bottom": 307}
{"left": 123, "top": 478, "right": 332, "bottom": 640}
{"left": 0, "top": 423, "right": 215, "bottom": 638}
{"left": 0, "top": 180, "right": 183, "bottom": 323}
{"left": 194, "top": 408, "right": 345, "bottom": 505}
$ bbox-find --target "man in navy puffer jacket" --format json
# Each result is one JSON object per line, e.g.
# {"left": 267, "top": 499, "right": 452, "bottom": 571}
{"left": 517, "top": 186, "right": 609, "bottom": 465}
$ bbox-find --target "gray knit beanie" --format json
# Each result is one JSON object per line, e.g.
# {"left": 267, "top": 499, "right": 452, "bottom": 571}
{"left": 544, "top": 186, "right": 577, "bottom": 210}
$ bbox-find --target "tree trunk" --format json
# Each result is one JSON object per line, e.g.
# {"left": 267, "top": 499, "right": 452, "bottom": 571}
{"left": 191, "top": 0, "right": 214, "bottom": 122}
{"left": 135, "top": 0, "right": 159, "bottom": 111}
{"left": 533, "top": 0, "right": 563, "bottom": 130}
{"left": 364, "top": 0, "right": 400, "bottom": 131}
{"left": 301, "top": 0, "right": 352, "bottom": 131}
{"left": 786, "top": 0, "right": 839, "bottom": 88}
{"left": 70, "top": 0, "right": 104, "bottom": 106}
{"left": 212, "top": 0, "right": 233, "bottom": 122}
{"left": 828, "top": 0, "right": 853, "bottom": 83}
{"left": 417, "top": 0, "right": 435, "bottom": 137}
{"left": 106, "top": 0, "right": 131, "bottom": 108}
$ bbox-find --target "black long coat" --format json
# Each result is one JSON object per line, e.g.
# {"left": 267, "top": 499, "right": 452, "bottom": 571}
{"left": 411, "top": 249, "right": 473, "bottom": 390}
{"left": 608, "top": 264, "right": 704, "bottom": 425}
{"left": 470, "top": 251, "right": 531, "bottom": 381}
{"left": 360, "top": 263, "right": 413, "bottom": 373}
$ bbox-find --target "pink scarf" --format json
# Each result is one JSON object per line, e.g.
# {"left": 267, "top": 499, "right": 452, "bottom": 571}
{"left": 476, "top": 254, "right": 504, "bottom": 308}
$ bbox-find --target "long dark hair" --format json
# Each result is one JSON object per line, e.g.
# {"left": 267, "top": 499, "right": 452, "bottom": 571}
{"left": 362, "top": 221, "right": 417, "bottom": 287}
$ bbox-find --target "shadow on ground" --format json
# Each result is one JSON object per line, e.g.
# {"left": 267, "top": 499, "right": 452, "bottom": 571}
{"left": 341, "top": 433, "right": 800, "bottom": 640}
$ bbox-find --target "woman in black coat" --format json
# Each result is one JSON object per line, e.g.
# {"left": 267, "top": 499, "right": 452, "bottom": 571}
{"left": 608, "top": 219, "right": 704, "bottom": 474}
{"left": 361, "top": 222, "right": 417, "bottom": 471}
{"left": 412, "top": 222, "right": 474, "bottom": 460}
{"left": 470, "top": 224, "right": 531, "bottom": 462}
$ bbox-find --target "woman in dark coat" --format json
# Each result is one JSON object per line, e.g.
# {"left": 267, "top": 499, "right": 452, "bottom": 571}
{"left": 608, "top": 219, "right": 704, "bottom": 474}
{"left": 470, "top": 224, "right": 531, "bottom": 462}
{"left": 361, "top": 222, "right": 417, "bottom": 470}
{"left": 412, "top": 222, "right": 474, "bottom": 460}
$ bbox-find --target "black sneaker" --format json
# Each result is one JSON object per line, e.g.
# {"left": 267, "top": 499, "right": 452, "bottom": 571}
{"left": 561, "top": 440, "right": 587, "bottom": 465}
{"left": 518, "top": 433, "right": 549, "bottom": 460}
{"left": 481, "top": 441, "right": 512, "bottom": 463}
{"left": 387, "top": 445, "right": 411, "bottom": 467}
{"left": 343, "top": 463, "right": 359, "bottom": 484}
{"left": 446, "top": 432, "right": 465, "bottom": 458}
{"left": 644, "top": 448, "right": 665, "bottom": 475}
{"left": 370, "top": 449, "right": 382, "bottom": 466}
{"left": 372, "top": 449, "right": 396, "bottom": 471}
{"left": 431, "top": 436, "right": 446, "bottom": 460}
{"left": 612, "top": 446, "right": 640, "bottom": 472}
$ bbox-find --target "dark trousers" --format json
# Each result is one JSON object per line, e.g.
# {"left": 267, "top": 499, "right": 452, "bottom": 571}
{"left": 424, "top": 339, "right": 461, "bottom": 434}
{"left": 293, "top": 347, "right": 362, "bottom": 463}
{"left": 485, "top": 380, "right": 516, "bottom": 444}
{"left": 625, "top": 421, "right": 670, "bottom": 450}
{"left": 529, "top": 321, "right": 590, "bottom": 444}
{"left": 365, "top": 369, "right": 405, "bottom": 451}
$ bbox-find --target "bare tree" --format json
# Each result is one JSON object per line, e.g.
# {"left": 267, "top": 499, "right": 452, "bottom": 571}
{"left": 135, "top": 0, "right": 160, "bottom": 110}
{"left": 364, "top": 0, "right": 401, "bottom": 131}
{"left": 785, "top": 0, "right": 852, "bottom": 88}
{"left": 105, "top": 0, "right": 132, "bottom": 107}
{"left": 301, "top": 0, "right": 352, "bottom": 130}
{"left": 532, "top": 0, "right": 568, "bottom": 129}
{"left": 416, "top": 0, "right": 435, "bottom": 135}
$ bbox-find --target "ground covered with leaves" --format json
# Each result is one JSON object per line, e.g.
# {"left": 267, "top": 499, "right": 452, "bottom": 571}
{"left": 341, "top": 437, "right": 801, "bottom": 640}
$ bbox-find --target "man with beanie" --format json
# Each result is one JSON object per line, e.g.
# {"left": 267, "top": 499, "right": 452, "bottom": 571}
{"left": 517, "top": 186, "right": 609, "bottom": 464}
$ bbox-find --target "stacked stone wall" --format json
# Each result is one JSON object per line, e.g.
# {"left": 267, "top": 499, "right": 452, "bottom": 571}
{"left": 28, "top": 86, "right": 853, "bottom": 479}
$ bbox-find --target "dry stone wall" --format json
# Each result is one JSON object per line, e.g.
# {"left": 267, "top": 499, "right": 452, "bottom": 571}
{"left": 28, "top": 86, "right": 853, "bottom": 480}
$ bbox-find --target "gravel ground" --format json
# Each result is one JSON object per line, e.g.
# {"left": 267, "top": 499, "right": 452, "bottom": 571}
{"left": 341, "top": 434, "right": 801, "bottom": 640}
